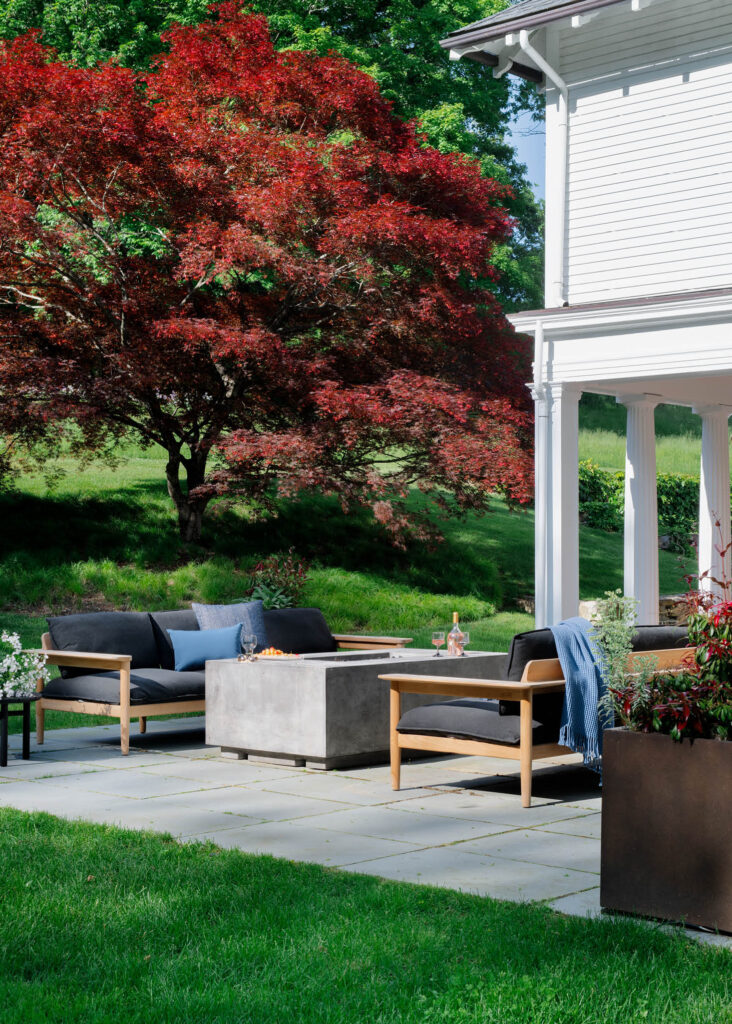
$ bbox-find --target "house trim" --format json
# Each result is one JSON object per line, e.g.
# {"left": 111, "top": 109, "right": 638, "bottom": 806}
{"left": 441, "top": 0, "right": 626, "bottom": 51}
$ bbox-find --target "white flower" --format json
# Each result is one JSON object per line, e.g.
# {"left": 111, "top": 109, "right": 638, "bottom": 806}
{"left": 0, "top": 632, "right": 49, "bottom": 699}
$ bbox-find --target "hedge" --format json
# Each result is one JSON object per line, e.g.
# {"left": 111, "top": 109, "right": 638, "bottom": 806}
{"left": 578, "top": 460, "right": 702, "bottom": 549}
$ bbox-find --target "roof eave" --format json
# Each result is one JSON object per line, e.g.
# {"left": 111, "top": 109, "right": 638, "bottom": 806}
{"left": 439, "top": 0, "right": 625, "bottom": 51}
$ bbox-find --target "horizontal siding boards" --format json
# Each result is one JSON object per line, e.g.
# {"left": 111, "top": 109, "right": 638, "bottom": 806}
{"left": 559, "top": 0, "right": 732, "bottom": 304}
{"left": 568, "top": 190, "right": 732, "bottom": 224}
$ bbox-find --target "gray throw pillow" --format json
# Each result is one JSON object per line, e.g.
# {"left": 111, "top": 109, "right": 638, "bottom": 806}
{"left": 191, "top": 599, "right": 267, "bottom": 652}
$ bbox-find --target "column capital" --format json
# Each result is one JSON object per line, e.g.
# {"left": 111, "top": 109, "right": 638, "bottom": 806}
{"left": 547, "top": 382, "right": 582, "bottom": 404}
{"left": 528, "top": 382, "right": 548, "bottom": 403}
{"left": 616, "top": 393, "right": 660, "bottom": 409}
{"left": 692, "top": 404, "right": 732, "bottom": 420}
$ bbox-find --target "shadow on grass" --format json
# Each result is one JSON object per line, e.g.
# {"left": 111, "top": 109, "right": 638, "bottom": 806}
{"left": 0, "top": 489, "right": 504, "bottom": 605}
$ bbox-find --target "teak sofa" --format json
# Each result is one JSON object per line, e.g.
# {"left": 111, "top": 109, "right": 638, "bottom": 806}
{"left": 381, "top": 625, "right": 692, "bottom": 808}
{"left": 35, "top": 607, "right": 411, "bottom": 755}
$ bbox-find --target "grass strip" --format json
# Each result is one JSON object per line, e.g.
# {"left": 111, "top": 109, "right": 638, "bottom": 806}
{"left": 0, "top": 809, "right": 729, "bottom": 1024}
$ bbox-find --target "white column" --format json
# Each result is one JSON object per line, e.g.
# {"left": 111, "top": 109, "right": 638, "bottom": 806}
{"left": 535, "top": 384, "right": 580, "bottom": 626}
{"left": 693, "top": 405, "right": 731, "bottom": 599}
{"left": 533, "top": 383, "right": 550, "bottom": 627}
{"left": 618, "top": 395, "right": 659, "bottom": 624}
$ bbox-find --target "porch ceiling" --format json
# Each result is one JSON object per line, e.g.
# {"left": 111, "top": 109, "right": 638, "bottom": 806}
{"left": 580, "top": 373, "right": 732, "bottom": 410}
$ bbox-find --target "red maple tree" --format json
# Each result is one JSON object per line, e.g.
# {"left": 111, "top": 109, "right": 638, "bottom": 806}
{"left": 0, "top": 3, "right": 532, "bottom": 542}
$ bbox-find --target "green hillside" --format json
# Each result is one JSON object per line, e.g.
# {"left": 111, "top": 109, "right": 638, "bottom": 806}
{"left": 579, "top": 394, "right": 707, "bottom": 475}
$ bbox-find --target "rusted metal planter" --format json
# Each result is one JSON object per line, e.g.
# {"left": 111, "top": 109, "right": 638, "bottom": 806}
{"left": 601, "top": 728, "right": 732, "bottom": 933}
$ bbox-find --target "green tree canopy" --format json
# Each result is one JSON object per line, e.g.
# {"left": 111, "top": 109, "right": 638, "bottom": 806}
{"left": 0, "top": 0, "right": 543, "bottom": 310}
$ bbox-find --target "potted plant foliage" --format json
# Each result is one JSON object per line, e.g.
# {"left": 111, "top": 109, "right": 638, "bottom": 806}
{"left": 0, "top": 631, "right": 48, "bottom": 699}
{"left": 597, "top": 591, "right": 732, "bottom": 933}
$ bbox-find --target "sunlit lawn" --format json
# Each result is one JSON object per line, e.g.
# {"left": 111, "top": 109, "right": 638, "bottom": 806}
{"left": 0, "top": 809, "right": 729, "bottom": 1024}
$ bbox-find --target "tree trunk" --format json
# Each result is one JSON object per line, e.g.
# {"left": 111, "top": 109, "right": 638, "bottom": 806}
{"left": 165, "top": 448, "right": 211, "bottom": 543}
{"left": 177, "top": 502, "right": 205, "bottom": 543}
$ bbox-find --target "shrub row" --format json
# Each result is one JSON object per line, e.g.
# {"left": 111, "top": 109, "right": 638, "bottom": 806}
{"left": 579, "top": 460, "right": 701, "bottom": 547}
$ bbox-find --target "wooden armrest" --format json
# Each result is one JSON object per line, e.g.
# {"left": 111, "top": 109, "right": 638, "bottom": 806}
{"left": 379, "top": 673, "right": 565, "bottom": 701}
{"left": 29, "top": 649, "right": 132, "bottom": 672}
{"left": 333, "top": 634, "right": 413, "bottom": 649}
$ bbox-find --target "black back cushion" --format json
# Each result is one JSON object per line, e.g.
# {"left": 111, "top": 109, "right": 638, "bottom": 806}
{"left": 149, "top": 609, "right": 199, "bottom": 671}
{"left": 262, "top": 607, "right": 337, "bottom": 654}
{"left": 47, "top": 611, "right": 160, "bottom": 678}
{"left": 500, "top": 623, "right": 690, "bottom": 718}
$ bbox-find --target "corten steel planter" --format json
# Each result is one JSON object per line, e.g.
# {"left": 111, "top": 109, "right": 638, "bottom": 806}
{"left": 601, "top": 728, "right": 732, "bottom": 933}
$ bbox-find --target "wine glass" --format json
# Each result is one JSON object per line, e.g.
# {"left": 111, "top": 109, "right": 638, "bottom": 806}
{"left": 460, "top": 631, "right": 470, "bottom": 656}
{"left": 431, "top": 631, "right": 445, "bottom": 657}
{"left": 240, "top": 633, "right": 257, "bottom": 662}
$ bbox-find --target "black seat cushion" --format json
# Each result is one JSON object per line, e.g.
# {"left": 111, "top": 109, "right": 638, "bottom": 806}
{"left": 43, "top": 668, "right": 205, "bottom": 706}
{"left": 262, "top": 607, "right": 337, "bottom": 654}
{"left": 499, "top": 623, "right": 690, "bottom": 719}
{"left": 47, "top": 612, "right": 160, "bottom": 679}
{"left": 149, "top": 609, "right": 200, "bottom": 670}
{"left": 397, "top": 699, "right": 559, "bottom": 747}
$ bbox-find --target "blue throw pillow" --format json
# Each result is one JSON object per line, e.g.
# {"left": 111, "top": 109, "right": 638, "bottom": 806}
{"left": 168, "top": 623, "right": 243, "bottom": 671}
{"left": 192, "top": 599, "right": 267, "bottom": 652}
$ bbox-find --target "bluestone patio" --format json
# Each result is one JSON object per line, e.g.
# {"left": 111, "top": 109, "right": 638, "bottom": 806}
{"left": 1, "top": 717, "right": 728, "bottom": 949}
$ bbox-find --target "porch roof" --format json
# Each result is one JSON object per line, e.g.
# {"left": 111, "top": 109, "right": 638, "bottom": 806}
{"left": 440, "top": 0, "right": 626, "bottom": 50}
{"left": 509, "top": 285, "right": 732, "bottom": 321}
{"left": 510, "top": 286, "right": 732, "bottom": 410}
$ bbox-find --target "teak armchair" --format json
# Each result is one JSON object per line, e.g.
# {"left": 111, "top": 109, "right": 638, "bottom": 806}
{"left": 381, "top": 647, "right": 691, "bottom": 808}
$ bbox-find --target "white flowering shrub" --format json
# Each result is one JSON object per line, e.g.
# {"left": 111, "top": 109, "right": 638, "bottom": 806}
{"left": 0, "top": 632, "right": 49, "bottom": 699}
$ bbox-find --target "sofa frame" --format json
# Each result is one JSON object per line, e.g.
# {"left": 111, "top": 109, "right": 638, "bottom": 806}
{"left": 36, "top": 631, "right": 412, "bottom": 755}
{"left": 382, "top": 646, "right": 691, "bottom": 808}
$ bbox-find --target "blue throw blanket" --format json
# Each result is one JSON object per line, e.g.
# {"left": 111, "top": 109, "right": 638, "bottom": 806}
{"left": 550, "top": 617, "right": 612, "bottom": 771}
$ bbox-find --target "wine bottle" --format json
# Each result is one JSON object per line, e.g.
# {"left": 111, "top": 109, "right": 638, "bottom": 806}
{"left": 447, "top": 611, "right": 464, "bottom": 655}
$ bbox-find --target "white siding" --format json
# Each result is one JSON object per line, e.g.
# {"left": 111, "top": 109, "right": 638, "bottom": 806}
{"left": 556, "top": 0, "right": 732, "bottom": 305}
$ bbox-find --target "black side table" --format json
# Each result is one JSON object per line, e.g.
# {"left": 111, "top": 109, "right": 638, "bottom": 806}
{"left": 0, "top": 694, "right": 41, "bottom": 768}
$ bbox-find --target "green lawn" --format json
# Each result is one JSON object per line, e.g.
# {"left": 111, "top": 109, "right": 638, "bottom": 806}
{"left": 577, "top": 393, "right": 732, "bottom": 475}
{"left": 0, "top": 809, "right": 728, "bottom": 1024}
{"left": 578, "top": 428, "right": 704, "bottom": 475}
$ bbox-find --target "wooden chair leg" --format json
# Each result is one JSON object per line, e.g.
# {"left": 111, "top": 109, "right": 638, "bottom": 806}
{"left": 120, "top": 667, "right": 131, "bottom": 755}
{"left": 36, "top": 701, "right": 45, "bottom": 746}
{"left": 139, "top": 716, "right": 147, "bottom": 734}
{"left": 390, "top": 684, "right": 401, "bottom": 790}
{"left": 519, "top": 695, "right": 533, "bottom": 808}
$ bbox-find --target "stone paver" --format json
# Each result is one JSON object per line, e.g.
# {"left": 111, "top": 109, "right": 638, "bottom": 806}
{"left": 241, "top": 771, "right": 439, "bottom": 806}
{"left": 538, "top": 813, "right": 602, "bottom": 839}
{"left": 0, "top": 718, "right": 729, "bottom": 949}
{"left": 34, "top": 768, "right": 223, "bottom": 800}
{"left": 340, "top": 845, "right": 600, "bottom": 902}
{"left": 172, "top": 784, "right": 353, "bottom": 820}
{"left": 456, "top": 828, "right": 601, "bottom": 874}
{"left": 88, "top": 798, "right": 267, "bottom": 837}
{"left": 386, "top": 791, "right": 593, "bottom": 828}
{"left": 32, "top": 748, "right": 184, "bottom": 770}
{"left": 192, "top": 819, "right": 422, "bottom": 866}
{"left": 547, "top": 887, "right": 602, "bottom": 919}
{"left": 138, "top": 759, "right": 305, "bottom": 786}
{"left": 283, "top": 805, "right": 512, "bottom": 845}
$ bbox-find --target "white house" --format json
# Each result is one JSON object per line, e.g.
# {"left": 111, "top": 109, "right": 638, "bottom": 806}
{"left": 443, "top": 0, "right": 732, "bottom": 626}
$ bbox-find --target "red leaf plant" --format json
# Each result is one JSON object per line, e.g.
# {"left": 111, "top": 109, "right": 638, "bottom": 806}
{"left": 0, "top": 4, "right": 532, "bottom": 542}
{"left": 608, "top": 533, "right": 732, "bottom": 742}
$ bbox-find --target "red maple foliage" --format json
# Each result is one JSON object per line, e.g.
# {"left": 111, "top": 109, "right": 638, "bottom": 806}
{"left": 0, "top": 3, "right": 532, "bottom": 542}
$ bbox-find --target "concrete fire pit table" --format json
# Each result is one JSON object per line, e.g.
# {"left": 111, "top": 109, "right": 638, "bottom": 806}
{"left": 205, "top": 648, "right": 506, "bottom": 769}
